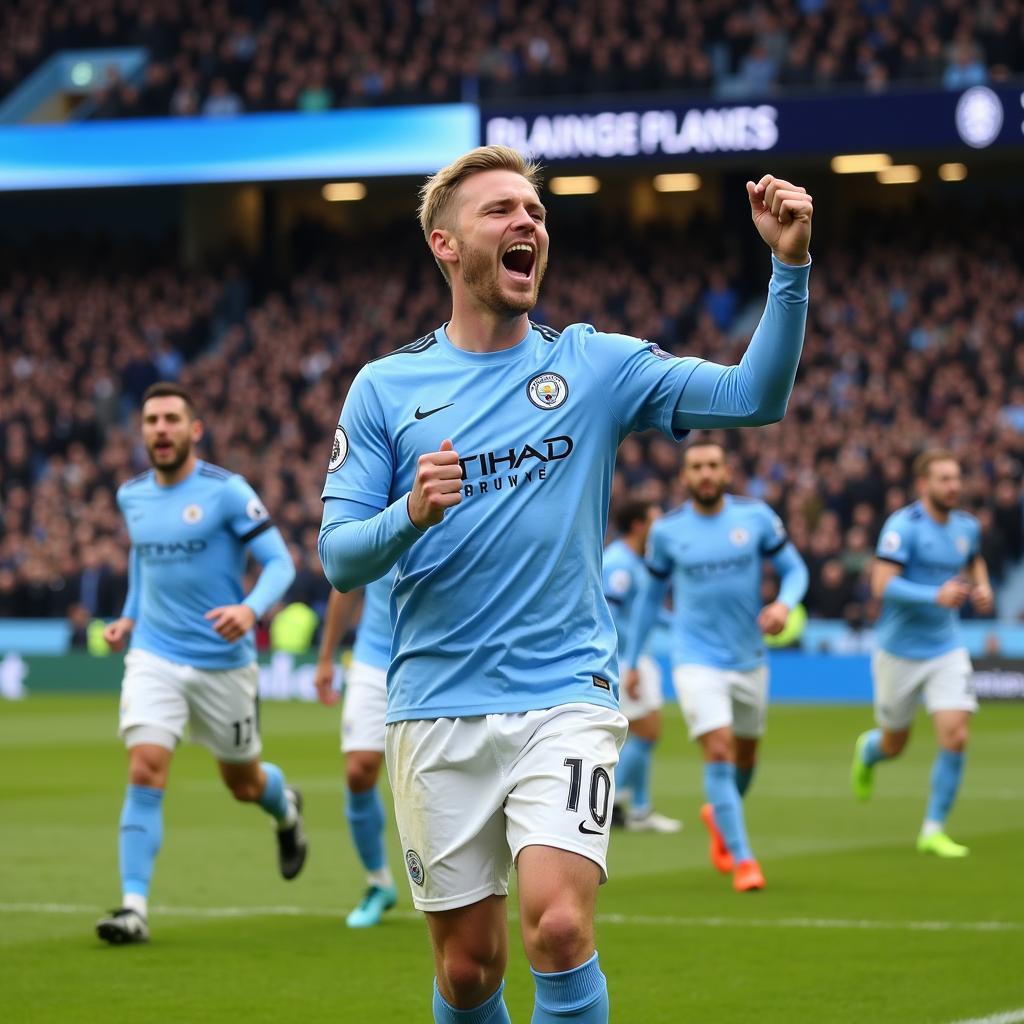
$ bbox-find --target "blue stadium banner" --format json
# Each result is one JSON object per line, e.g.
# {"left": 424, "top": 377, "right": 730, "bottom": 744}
{"left": 483, "top": 85, "right": 1024, "bottom": 162}
{"left": 0, "top": 104, "right": 478, "bottom": 190}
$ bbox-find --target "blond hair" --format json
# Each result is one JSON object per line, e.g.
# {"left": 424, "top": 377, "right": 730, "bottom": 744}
{"left": 418, "top": 146, "right": 542, "bottom": 278}
{"left": 913, "top": 448, "right": 958, "bottom": 479}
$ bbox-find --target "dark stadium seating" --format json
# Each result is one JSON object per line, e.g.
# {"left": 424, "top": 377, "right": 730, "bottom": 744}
{"left": 1, "top": 0, "right": 1020, "bottom": 118}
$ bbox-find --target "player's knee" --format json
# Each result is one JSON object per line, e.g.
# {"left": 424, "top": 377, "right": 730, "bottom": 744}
{"left": 702, "top": 738, "right": 732, "bottom": 763}
{"left": 345, "top": 753, "right": 381, "bottom": 793}
{"left": 528, "top": 904, "right": 592, "bottom": 969}
{"left": 128, "top": 753, "right": 166, "bottom": 788}
{"left": 941, "top": 725, "right": 969, "bottom": 753}
{"left": 440, "top": 945, "right": 506, "bottom": 998}
{"left": 881, "top": 731, "right": 908, "bottom": 757}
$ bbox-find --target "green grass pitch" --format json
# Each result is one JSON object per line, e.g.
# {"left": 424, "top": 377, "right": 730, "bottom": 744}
{"left": 1, "top": 696, "right": 1021, "bottom": 1023}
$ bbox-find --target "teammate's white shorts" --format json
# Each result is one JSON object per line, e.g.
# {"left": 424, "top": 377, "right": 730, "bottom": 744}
{"left": 872, "top": 647, "right": 976, "bottom": 731}
{"left": 341, "top": 660, "right": 387, "bottom": 754}
{"left": 619, "top": 654, "right": 664, "bottom": 721}
{"left": 672, "top": 663, "right": 769, "bottom": 741}
{"left": 385, "top": 702, "right": 627, "bottom": 912}
{"left": 118, "top": 647, "right": 261, "bottom": 763}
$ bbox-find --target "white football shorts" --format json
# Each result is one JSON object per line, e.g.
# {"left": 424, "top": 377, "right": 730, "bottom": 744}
{"left": 618, "top": 654, "right": 664, "bottom": 721}
{"left": 872, "top": 647, "right": 976, "bottom": 731}
{"left": 672, "top": 663, "right": 769, "bottom": 741}
{"left": 341, "top": 660, "right": 387, "bottom": 754}
{"left": 119, "top": 647, "right": 261, "bottom": 763}
{"left": 385, "top": 702, "right": 627, "bottom": 912}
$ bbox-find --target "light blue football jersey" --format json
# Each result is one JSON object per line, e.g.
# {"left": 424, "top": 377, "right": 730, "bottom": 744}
{"left": 644, "top": 495, "right": 807, "bottom": 671}
{"left": 320, "top": 259, "right": 809, "bottom": 722}
{"left": 603, "top": 539, "right": 647, "bottom": 662}
{"left": 118, "top": 461, "right": 294, "bottom": 669}
{"left": 323, "top": 322, "right": 699, "bottom": 722}
{"left": 352, "top": 566, "right": 397, "bottom": 671}
{"left": 875, "top": 501, "right": 980, "bottom": 660}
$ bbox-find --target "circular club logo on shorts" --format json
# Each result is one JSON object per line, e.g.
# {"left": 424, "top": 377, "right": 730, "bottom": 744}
{"left": 328, "top": 426, "right": 349, "bottom": 473}
{"left": 405, "top": 849, "right": 425, "bottom": 887}
{"left": 729, "top": 527, "right": 750, "bottom": 547}
{"left": 526, "top": 372, "right": 569, "bottom": 410}
{"left": 182, "top": 503, "right": 204, "bottom": 524}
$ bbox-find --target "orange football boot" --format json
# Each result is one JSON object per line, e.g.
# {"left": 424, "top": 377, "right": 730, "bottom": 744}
{"left": 699, "top": 802, "right": 734, "bottom": 874}
{"left": 732, "top": 858, "right": 765, "bottom": 892}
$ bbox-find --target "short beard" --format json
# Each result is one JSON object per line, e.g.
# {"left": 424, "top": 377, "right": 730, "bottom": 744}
{"left": 693, "top": 486, "right": 725, "bottom": 509}
{"left": 147, "top": 440, "right": 191, "bottom": 474}
{"left": 929, "top": 493, "right": 957, "bottom": 513}
{"left": 459, "top": 238, "right": 544, "bottom": 317}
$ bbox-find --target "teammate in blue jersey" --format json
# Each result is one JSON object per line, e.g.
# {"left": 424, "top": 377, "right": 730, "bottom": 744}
{"left": 603, "top": 501, "right": 681, "bottom": 834}
{"left": 623, "top": 439, "right": 808, "bottom": 892}
{"left": 314, "top": 566, "right": 399, "bottom": 927}
{"left": 850, "top": 449, "right": 993, "bottom": 857}
{"left": 318, "top": 145, "right": 812, "bottom": 1023}
{"left": 96, "top": 382, "right": 303, "bottom": 945}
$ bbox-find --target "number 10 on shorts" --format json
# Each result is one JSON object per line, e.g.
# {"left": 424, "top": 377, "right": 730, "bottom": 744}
{"left": 564, "top": 757, "right": 611, "bottom": 830}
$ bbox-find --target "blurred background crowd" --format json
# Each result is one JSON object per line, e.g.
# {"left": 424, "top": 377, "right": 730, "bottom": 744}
{"left": 1, "top": 0, "right": 1021, "bottom": 118}
{"left": 2, "top": 199, "right": 1023, "bottom": 639}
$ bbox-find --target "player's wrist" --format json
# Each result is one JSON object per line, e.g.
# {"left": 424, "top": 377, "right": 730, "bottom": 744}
{"left": 771, "top": 249, "right": 810, "bottom": 268}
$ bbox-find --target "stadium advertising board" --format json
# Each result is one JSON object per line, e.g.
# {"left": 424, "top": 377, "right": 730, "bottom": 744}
{"left": 483, "top": 85, "right": 1024, "bottom": 162}
{"left": 0, "top": 104, "right": 478, "bottom": 190}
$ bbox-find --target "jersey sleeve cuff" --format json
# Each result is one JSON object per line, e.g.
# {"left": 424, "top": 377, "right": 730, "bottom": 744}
{"left": 769, "top": 253, "right": 811, "bottom": 302}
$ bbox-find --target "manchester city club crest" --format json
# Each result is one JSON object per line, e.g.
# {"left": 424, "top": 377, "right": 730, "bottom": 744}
{"left": 182, "top": 503, "right": 204, "bottom": 524}
{"left": 405, "top": 849, "right": 425, "bottom": 887}
{"left": 729, "top": 526, "right": 750, "bottom": 547}
{"left": 526, "top": 372, "right": 569, "bottom": 410}
{"left": 327, "top": 426, "right": 349, "bottom": 472}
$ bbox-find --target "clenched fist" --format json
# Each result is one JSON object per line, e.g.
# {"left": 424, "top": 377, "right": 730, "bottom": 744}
{"left": 747, "top": 175, "right": 813, "bottom": 266}
{"left": 408, "top": 439, "right": 463, "bottom": 529}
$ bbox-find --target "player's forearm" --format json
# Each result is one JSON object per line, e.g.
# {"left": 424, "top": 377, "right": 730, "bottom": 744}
{"left": 883, "top": 576, "right": 940, "bottom": 606}
{"left": 243, "top": 530, "right": 296, "bottom": 618}
{"left": 671, "top": 256, "right": 810, "bottom": 429}
{"left": 623, "top": 574, "right": 669, "bottom": 668}
{"left": 121, "top": 547, "right": 140, "bottom": 620}
{"left": 319, "top": 495, "right": 422, "bottom": 592}
{"left": 775, "top": 544, "right": 810, "bottom": 609}
{"left": 968, "top": 557, "right": 990, "bottom": 588}
{"left": 317, "top": 589, "right": 357, "bottom": 662}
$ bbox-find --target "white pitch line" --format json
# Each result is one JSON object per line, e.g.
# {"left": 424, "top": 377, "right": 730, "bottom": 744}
{"left": 0, "top": 903, "right": 1020, "bottom": 933}
{"left": 946, "top": 1011, "right": 1024, "bottom": 1024}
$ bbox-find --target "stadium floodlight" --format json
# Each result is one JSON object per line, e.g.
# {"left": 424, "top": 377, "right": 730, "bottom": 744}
{"left": 876, "top": 164, "right": 921, "bottom": 184}
{"left": 322, "top": 182, "right": 367, "bottom": 202}
{"left": 653, "top": 173, "right": 701, "bottom": 192}
{"left": 830, "top": 153, "right": 892, "bottom": 174}
{"left": 548, "top": 176, "right": 601, "bottom": 195}
{"left": 938, "top": 162, "right": 968, "bottom": 181}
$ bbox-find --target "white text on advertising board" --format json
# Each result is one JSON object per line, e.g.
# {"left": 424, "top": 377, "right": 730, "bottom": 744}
{"left": 485, "top": 106, "right": 779, "bottom": 160}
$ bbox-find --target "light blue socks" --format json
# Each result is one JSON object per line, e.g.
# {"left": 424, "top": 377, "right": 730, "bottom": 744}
{"left": 860, "top": 729, "right": 889, "bottom": 767}
{"left": 615, "top": 735, "right": 654, "bottom": 813}
{"left": 119, "top": 784, "right": 164, "bottom": 903}
{"left": 346, "top": 787, "right": 386, "bottom": 872}
{"left": 257, "top": 762, "right": 290, "bottom": 822}
{"left": 704, "top": 762, "right": 753, "bottom": 863}
{"left": 433, "top": 980, "right": 511, "bottom": 1023}
{"left": 925, "top": 749, "right": 965, "bottom": 827}
{"left": 531, "top": 952, "right": 609, "bottom": 1022}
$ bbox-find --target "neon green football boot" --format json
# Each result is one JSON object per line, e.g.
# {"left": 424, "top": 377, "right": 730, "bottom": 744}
{"left": 850, "top": 731, "right": 876, "bottom": 801}
{"left": 916, "top": 831, "right": 969, "bottom": 858}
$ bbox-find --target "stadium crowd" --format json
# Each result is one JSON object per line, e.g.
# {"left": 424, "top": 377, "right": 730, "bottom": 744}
{"left": 1, "top": 0, "right": 1021, "bottom": 118}
{"left": 2, "top": 201, "right": 1022, "bottom": 638}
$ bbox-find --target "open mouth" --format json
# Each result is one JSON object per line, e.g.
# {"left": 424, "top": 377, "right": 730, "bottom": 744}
{"left": 153, "top": 442, "right": 174, "bottom": 458}
{"left": 501, "top": 242, "right": 536, "bottom": 281}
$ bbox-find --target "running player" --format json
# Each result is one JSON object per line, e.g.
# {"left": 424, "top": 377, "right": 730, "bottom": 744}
{"left": 314, "top": 567, "right": 399, "bottom": 927}
{"left": 97, "top": 382, "right": 304, "bottom": 945}
{"left": 850, "top": 449, "right": 993, "bottom": 857}
{"left": 603, "top": 500, "right": 681, "bottom": 833}
{"left": 319, "top": 146, "right": 812, "bottom": 1022}
{"left": 623, "top": 439, "right": 808, "bottom": 892}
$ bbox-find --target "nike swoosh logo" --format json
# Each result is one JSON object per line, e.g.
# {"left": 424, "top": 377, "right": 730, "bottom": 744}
{"left": 578, "top": 821, "right": 603, "bottom": 836}
{"left": 414, "top": 403, "right": 454, "bottom": 420}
